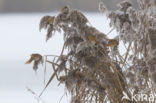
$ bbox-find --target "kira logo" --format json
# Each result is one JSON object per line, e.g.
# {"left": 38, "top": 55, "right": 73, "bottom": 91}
{"left": 122, "top": 89, "right": 156, "bottom": 102}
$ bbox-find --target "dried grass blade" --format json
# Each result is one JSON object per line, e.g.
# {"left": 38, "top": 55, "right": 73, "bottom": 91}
{"left": 46, "top": 60, "right": 59, "bottom": 66}
{"left": 26, "top": 86, "right": 47, "bottom": 103}
{"left": 110, "top": 63, "right": 126, "bottom": 93}
{"left": 123, "top": 42, "right": 132, "bottom": 65}
{"left": 44, "top": 56, "right": 47, "bottom": 85}
{"left": 52, "top": 58, "right": 59, "bottom": 80}
{"left": 39, "top": 64, "right": 58, "bottom": 97}
{"left": 134, "top": 40, "right": 137, "bottom": 56}
{"left": 106, "top": 28, "right": 115, "bottom": 36}
{"left": 60, "top": 43, "right": 65, "bottom": 56}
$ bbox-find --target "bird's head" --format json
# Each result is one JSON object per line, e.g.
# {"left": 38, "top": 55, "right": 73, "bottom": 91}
{"left": 60, "top": 6, "right": 70, "bottom": 14}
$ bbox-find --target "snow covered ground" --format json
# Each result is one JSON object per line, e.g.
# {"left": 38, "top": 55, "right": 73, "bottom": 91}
{"left": 0, "top": 13, "right": 117, "bottom": 103}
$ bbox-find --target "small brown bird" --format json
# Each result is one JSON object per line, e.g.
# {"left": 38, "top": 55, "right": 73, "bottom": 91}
{"left": 60, "top": 6, "right": 70, "bottom": 14}
{"left": 39, "top": 16, "right": 55, "bottom": 31}
{"left": 48, "top": 16, "right": 55, "bottom": 25}
{"left": 58, "top": 76, "right": 66, "bottom": 83}
{"left": 88, "top": 35, "right": 96, "bottom": 44}
{"left": 25, "top": 53, "right": 43, "bottom": 71}
{"left": 25, "top": 54, "right": 42, "bottom": 64}
{"left": 107, "top": 39, "right": 119, "bottom": 47}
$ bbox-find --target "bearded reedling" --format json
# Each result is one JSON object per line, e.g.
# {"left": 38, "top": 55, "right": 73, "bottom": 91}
{"left": 39, "top": 16, "right": 55, "bottom": 31}
{"left": 47, "top": 16, "right": 55, "bottom": 25}
{"left": 87, "top": 33, "right": 108, "bottom": 48}
{"left": 39, "top": 16, "right": 55, "bottom": 41}
{"left": 60, "top": 6, "right": 70, "bottom": 14}
{"left": 58, "top": 76, "right": 66, "bottom": 86}
{"left": 88, "top": 35, "right": 97, "bottom": 44}
{"left": 25, "top": 54, "right": 43, "bottom": 71}
{"left": 107, "top": 39, "right": 119, "bottom": 48}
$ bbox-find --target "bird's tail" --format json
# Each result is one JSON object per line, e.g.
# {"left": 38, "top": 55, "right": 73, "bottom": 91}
{"left": 25, "top": 57, "right": 33, "bottom": 64}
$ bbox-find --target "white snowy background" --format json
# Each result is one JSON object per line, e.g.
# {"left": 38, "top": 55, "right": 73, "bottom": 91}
{"left": 0, "top": 13, "right": 118, "bottom": 103}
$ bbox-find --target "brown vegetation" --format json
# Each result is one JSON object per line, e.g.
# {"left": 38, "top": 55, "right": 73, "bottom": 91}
{"left": 26, "top": 0, "right": 156, "bottom": 103}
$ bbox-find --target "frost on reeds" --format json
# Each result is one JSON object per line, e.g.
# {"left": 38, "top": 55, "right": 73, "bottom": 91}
{"left": 26, "top": 0, "right": 156, "bottom": 103}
